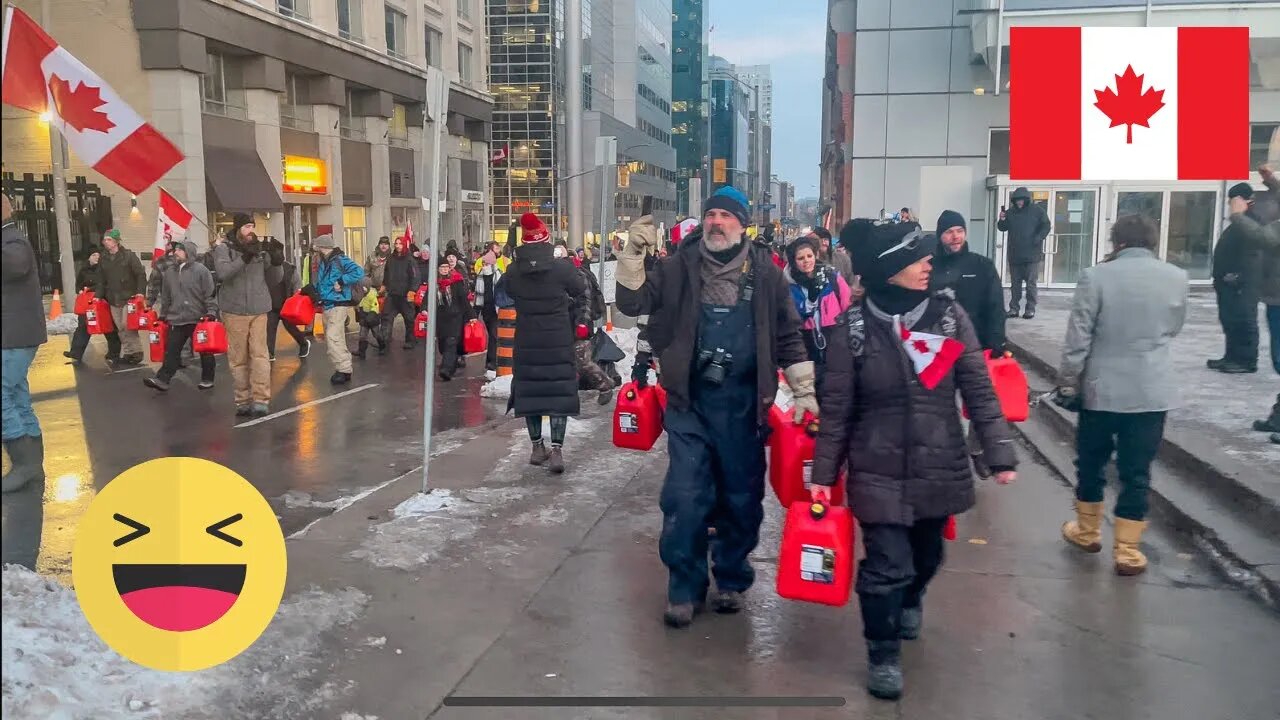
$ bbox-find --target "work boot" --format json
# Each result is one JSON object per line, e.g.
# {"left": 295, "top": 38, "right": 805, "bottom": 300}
{"left": 1113, "top": 518, "right": 1148, "bottom": 576}
{"left": 1216, "top": 362, "right": 1256, "bottom": 374}
{"left": 1206, "top": 357, "right": 1227, "bottom": 370}
{"left": 2, "top": 436, "right": 44, "bottom": 493}
{"left": 330, "top": 371, "right": 352, "bottom": 385}
{"left": 548, "top": 446, "right": 565, "bottom": 474}
{"left": 596, "top": 386, "right": 614, "bottom": 406}
{"left": 236, "top": 405, "right": 253, "bottom": 417}
{"left": 122, "top": 352, "right": 144, "bottom": 365}
{"left": 1271, "top": 433, "right": 1279, "bottom": 445}
{"left": 1023, "top": 309, "right": 1035, "bottom": 319}
{"left": 663, "top": 601, "right": 702, "bottom": 629}
{"left": 1252, "top": 397, "right": 1280, "bottom": 433}
{"left": 865, "top": 640, "right": 904, "bottom": 700}
{"left": 354, "top": 340, "right": 368, "bottom": 359}
{"left": 529, "top": 440, "right": 549, "bottom": 466}
{"left": 899, "top": 606, "right": 923, "bottom": 640}
{"left": 143, "top": 375, "right": 170, "bottom": 392}
{"left": 250, "top": 403, "right": 269, "bottom": 418}
{"left": 1061, "top": 499, "right": 1104, "bottom": 553}
{"left": 712, "top": 590, "right": 743, "bottom": 614}
{"left": 1006, "top": 308, "right": 1019, "bottom": 319}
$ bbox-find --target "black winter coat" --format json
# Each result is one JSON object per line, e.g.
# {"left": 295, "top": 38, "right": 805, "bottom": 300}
{"left": 434, "top": 275, "right": 471, "bottom": 339}
{"left": 616, "top": 233, "right": 809, "bottom": 425}
{"left": 998, "top": 190, "right": 1051, "bottom": 265}
{"left": 383, "top": 252, "right": 420, "bottom": 296}
{"left": 810, "top": 295, "right": 1018, "bottom": 525}
{"left": 501, "top": 242, "right": 587, "bottom": 417}
{"left": 1212, "top": 222, "right": 1261, "bottom": 288}
{"left": 929, "top": 245, "right": 1006, "bottom": 352}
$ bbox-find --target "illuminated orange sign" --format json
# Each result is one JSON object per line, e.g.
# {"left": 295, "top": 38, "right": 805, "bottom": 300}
{"left": 282, "top": 155, "right": 327, "bottom": 194}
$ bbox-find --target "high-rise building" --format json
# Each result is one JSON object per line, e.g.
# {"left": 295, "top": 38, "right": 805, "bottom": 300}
{"left": 1, "top": 0, "right": 495, "bottom": 292}
{"left": 670, "top": 0, "right": 706, "bottom": 218}
{"left": 707, "top": 57, "right": 771, "bottom": 220}
{"left": 737, "top": 64, "right": 773, "bottom": 221}
{"left": 833, "top": 0, "right": 1279, "bottom": 288}
{"left": 486, "top": 0, "right": 676, "bottom": 244}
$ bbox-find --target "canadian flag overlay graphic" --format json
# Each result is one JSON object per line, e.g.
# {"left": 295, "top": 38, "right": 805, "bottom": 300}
{"left": 1, "top": 6, "right": 184, "bottom": 194}
{"left": 154, "top": 189, "right": 194, "bottom": 261}
{"left": 1010, "top": 26, "right": 1249, "bottom": 181}
{"left": 895, "top": 317, "right": 965, "bottom": 391}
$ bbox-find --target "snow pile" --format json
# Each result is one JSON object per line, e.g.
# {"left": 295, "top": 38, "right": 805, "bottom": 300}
{"left": 46, "top": 314, "right": 78, "bottom": 336}
{"left": 479, "top": 373, "right": 512, "bottom": 400}
{"left": 1, "top": 565, "right": 367, "bottom": 719}
{"left": 350, "top": 489, "right": 493, "bottom": 570}
{"left": 478, "top": 326, "right": 647, "bottom": 399}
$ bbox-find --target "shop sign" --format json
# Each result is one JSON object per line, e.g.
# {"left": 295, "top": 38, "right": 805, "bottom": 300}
{"left": 282, "top": 155, "right": 327, "bottom": 194}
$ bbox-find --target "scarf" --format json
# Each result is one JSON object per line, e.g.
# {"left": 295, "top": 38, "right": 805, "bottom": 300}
{"left": 699, "top": 238, "right": 750, "bottom": 305}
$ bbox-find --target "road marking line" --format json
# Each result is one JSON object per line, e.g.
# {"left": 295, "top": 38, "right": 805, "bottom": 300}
{"left": 287, "top": 466, "right": 419, "bottom": 539}
{"left": 110, "top": 365, "right": 151, "bottom": 375}
{"left": 234, "top": 383, "right": 380, "bottom": 428}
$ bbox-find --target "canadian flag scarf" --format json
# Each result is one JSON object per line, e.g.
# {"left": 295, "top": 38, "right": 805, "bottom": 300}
{"left": 894, "top": 315, "right": 964, "bottom": 390}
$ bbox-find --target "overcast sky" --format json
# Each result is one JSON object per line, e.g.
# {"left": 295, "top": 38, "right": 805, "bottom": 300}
{"left": 708, "top": 0, "right": 826, "bottom": 198}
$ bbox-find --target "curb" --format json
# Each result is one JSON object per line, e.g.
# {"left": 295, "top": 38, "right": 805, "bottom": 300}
{"left": 1006, "top": 341, "right": 1280, "bottom": 614}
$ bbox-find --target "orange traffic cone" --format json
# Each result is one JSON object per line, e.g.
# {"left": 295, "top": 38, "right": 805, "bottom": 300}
{"left": 48, "top": 289, "right": 62, "bottom": 320}
{"left": 313, "top": 311, "right": 325, "bottom": 338}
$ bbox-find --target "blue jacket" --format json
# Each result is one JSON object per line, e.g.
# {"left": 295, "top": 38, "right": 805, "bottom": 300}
{"left": 314, "top": 250, "right": 365, "bottom": 308}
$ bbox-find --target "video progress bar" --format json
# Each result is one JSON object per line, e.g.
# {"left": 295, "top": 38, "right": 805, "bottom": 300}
{"left": 442, "top": 696, "right": 846, "bottom": 708}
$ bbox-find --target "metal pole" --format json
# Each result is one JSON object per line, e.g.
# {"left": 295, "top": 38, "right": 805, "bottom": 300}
{"left": 421, "top": 67, "right": 449, "bottom": 495}
{"left": 595, "top": 136, "right": 616, "bottom": 295}
{"left": 993, "top": 0, "right": 1006, "bottom": 96}
{"left": 566, "top": 0, "right": 584, "bottom": 250}
{"left": 42, "top": 0, "right": 76, "bottom": 297}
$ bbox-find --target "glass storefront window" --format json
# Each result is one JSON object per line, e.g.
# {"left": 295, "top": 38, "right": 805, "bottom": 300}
{"left": 1166, "top": 191, "right": 1216, "bottom": 280}
{"left": 1115, "top": 191, "right": 1163, "bottom": 229}
{"left": 343, "top": 207, "right": 367, "bottom": 260}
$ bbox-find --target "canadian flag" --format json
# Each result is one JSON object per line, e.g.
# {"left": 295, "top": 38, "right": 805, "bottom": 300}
{"left": 895, "top": 317, "right": 965, "bottom": 391}
{"left": 671, "top": 217, "right": 698, "bottom": 245}
{"left": 1, "top": 6, "right": 184, "bottom": 194}
{"left": 1010, "top": 26, "right": 1250, "bottom": 181}
{"left": 154, "top": 188, "right": 194, "bottom": 261}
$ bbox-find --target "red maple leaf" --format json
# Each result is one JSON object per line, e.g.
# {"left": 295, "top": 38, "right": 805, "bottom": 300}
{"left": 48, "top": 74, "right": 116, "bottom": 134}
{"left": 912, "top": 339, "right": 931, "bottom": 355}
{"left": 1093, "top": 65, "right": 1165, "bottom": 144}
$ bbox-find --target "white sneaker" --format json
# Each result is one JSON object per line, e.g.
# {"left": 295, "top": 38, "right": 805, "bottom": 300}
{"left": 298, "top": 339, "right": 311, "bottom": 358}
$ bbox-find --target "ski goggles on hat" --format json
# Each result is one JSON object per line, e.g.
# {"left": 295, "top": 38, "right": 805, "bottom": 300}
{"left": 877, "top": 230, "right": 936, "bottom": 259}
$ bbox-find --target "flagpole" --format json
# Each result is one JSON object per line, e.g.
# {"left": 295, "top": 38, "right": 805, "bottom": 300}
{"left": 42, "top": 0, "right": 76, "bottom": 298}
{"left": 421, "top": 67, "right": 449, "bottom": 496}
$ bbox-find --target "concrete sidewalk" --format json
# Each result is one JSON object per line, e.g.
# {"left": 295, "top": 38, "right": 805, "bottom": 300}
{"left": 1005, "top": 289, "right": 1279, "bottom": 510}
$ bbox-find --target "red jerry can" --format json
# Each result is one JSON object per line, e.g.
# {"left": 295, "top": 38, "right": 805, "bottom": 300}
{"left": 124, "top": 295, "right": 147, "bottom": 330}
{"left": 414, "top": 310, "right": 430, "bottom": 338}
{"left": 767, "top": 404, "right": 846, "bottom": 508}
{"left": 776, "top": 498, "right": 855, "bottom": 607}
{"left": 148, "top": 321, "right": 169, "bottom": 363}
{"left": 415, "top": 283, "right": 431, "bottom": 306}
{"left": 963, "top": 350, "right": 1030, "bottom": 422}
{"left": 86, "top": 299, "right": 115, "bottom": 335}
{"left": 73, "top": 288, "right": 95, "bottom": 315}
{"left": 612, "top": 381, "right": 664, "bottom": 451}
{"left": 462, "top": 318, "right": 487, "bottom": 354}
{"left": 279, "top": 292, "right": 315, "bottom": 326}
{"left": 136, "top": 308, "right": 158, "bottom": 331}
{"left": 193, "top": 319, "right": 228, "bottom": 354}
{"left": 943, "top": 515, "right": 958, "bottom": 541}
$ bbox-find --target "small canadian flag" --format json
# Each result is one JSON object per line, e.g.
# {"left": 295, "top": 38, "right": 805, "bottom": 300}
{"left": 895, "top": 317, "right": 965, "bottom": 391}
{"left": 154, "top": 188, "right": 194, "bottom": 261}
{"left": 1010, "top": 26, "right": 1250, "bottom": 181}
{"left": 1, "top": 6, "right": 184, "bottom": 194}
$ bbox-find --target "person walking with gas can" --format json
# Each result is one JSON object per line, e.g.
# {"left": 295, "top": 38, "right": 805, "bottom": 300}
{"left": 95, "top": 228, "right": 148, "bottom": 366}
{"left": 304, "top": 233, "right": 364, "bottom": 385}
{"left": 143, "top": 241, "right": 218, "bottom": 392}
{"left": 810, "top": 224, "right": 1018, "bottom": 701}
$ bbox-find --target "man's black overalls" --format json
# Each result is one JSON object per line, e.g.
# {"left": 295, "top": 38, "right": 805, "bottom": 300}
{"left": 659, "top": 255, "right": 766, "bottom": 605}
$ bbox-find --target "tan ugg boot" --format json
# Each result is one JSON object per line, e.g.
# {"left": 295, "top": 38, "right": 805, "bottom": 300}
{"left": 1113, "top": 518, "right": 1148, "bottom": 576}
{"left": 1061, "top": 500, "right": 1104, "bottom": 553}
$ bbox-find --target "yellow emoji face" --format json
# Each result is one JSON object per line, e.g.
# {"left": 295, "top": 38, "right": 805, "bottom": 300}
{"left": 72, "top": 457, "right": 287, "bottom": 671}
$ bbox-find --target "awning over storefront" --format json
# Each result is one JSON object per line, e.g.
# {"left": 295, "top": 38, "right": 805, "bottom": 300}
{"left": 205, "top": 146, "right": 284, "bottom": 213}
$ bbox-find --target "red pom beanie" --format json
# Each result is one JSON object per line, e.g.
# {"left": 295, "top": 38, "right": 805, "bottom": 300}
{"left": 520, "top": 212, "right": 550, "bottom": 243}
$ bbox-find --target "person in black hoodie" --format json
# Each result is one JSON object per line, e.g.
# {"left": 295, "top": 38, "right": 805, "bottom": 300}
{"left": 64, "top": 246, "right": 102, "bottom": 364}
{"left": 929, "top": 210, "right": 1007, "bottom": 478}
{"left": 382, "top": 236, "right": 422, "bottom": 350}
{"left": 998, "top": 187, "right": 1051, "bottom": 319}
{"left": 498, "top": 212, "right": 589, "bottom": 473}
{"left": 1208, "top": 182, "right": 1263, "bottom": 373}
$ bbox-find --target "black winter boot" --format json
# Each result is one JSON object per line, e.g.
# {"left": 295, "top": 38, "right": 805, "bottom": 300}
{"left": 866, "top": 640, "right": 904, "bottom": 700}
{"left": 2, "top": 435, "right": 45, "bottom": 493}
{"left": 1253, "top": 394, "right": 1280, "bottom": 433}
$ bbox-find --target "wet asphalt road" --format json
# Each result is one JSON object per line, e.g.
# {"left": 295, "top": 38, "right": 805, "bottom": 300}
{"left": 0, "top": 326, "right": 504, "bottom": 581}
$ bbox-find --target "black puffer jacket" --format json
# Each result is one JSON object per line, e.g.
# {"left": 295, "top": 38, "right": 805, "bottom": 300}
{"left": 929, "top": 244, "right": 1006, "bottom": 352}
{"left": 998, "top": 187, "right": 1051, "bottom": 265}
{"left": 616, "top": 229, "right": 809, "bottom": 425}
{"left": 501, "top": 242, "right": 587, "bottom": 417}
{"left": 810, "top": 294, "right": 1018, "bottom": 525}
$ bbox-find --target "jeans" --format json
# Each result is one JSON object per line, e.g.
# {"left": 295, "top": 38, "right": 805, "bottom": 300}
{"left": 156, "top": 324, "right": 215, "bottom": 383}
{"left": 856, "top": 518, "right": 948, "bottom": 641}
{"left": 2, "top": 347, "right": 41, "bottom": 440}
{"left": 1009, "top": 262, "right": 1040, "bottom": 312}
{"left": 526, "top": 415, "right": 568, "bottom": 445}
{"left": 1075, "top": 410, "right": 1166, "bottom": 521}
{"left": 1267, "top": 304, "right": 1280, "bottom": 375}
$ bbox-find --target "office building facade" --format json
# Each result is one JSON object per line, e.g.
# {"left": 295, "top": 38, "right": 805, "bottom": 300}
{"left": 670, "top": 0, "right": 707, "bottom": 218}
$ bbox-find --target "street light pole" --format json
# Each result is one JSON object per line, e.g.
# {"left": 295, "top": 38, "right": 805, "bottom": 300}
{"left": 42, "top": 0, "right": 76, "bottom": 297}
{"left": 566, "top": 0, "right": 584, "bottom": 249}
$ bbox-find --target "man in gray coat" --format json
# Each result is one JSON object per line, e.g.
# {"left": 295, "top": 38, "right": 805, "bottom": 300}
{"left": 213, "top": 214, "right": 281, "bottom": 418}
{"left": 2, "top": 193, "right": 48, "bottom": 493}
{"left": 144, "top": 241, "right": 219, "bottom": 393}
{"left": 1056, "top": 214, "right": 1188, "bottom": 576}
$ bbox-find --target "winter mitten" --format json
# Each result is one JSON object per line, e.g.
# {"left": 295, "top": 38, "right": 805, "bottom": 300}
{"left": 783, "top": 361, "right": 820, "bottom": 424}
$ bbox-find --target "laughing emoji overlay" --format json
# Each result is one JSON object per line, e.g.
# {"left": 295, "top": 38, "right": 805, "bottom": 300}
{"left": 72, "top": 457, "right": 287, "bottom": 671}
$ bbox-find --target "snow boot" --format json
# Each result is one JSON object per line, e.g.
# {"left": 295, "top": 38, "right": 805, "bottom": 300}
{"left": 548, "top": 446, "right": 565, "bottom": 474}
{"left": 330, "top": 371, "right": 352, "bottom": 385}
{"left": 1252, "top": 394, "right": 1280, "bottom": 433}
{"left": 712, "top": 590, "right": 743, "bottom": 614}
{"left": 1062, "top": 499, "right": 1104, "bottom": 553}
{"left": 529, "top": 440, "right": 549, "bottom": 466}
{"left": 663, "top": 601, "right": 702, "bottom": 629}
{"left": 899, "top": 605, "right": 923, "bottom": 640}
{"left": 2, "top": 436, "right": 44, "bottom": 493}
{"left": 1113, "top": 518, "right": 1148, "bottom": 576}
{"left": 865, "top": 640, "right": 903, "bottom": 700}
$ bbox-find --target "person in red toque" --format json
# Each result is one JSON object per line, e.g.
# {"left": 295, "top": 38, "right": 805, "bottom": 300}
{"left": 496, "top": 212, "right": 589, "bottom": 473}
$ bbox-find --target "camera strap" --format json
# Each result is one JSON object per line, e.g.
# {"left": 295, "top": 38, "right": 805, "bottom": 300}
{"left": 737, "top": 255, "right": 755, "bottom": 303}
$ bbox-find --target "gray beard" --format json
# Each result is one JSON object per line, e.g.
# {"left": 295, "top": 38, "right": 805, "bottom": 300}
{"left": 703, "top": 231, "right": 740, "bottom": 252}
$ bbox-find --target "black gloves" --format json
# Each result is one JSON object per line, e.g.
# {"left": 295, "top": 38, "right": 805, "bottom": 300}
{"left": 631, "top": 351, "right": 652, "bottom": 386}
{"left": 300, "top": 284, "right": 322, "bottom": 305}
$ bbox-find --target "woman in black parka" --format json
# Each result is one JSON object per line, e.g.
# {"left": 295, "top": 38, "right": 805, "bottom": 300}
{"left": 809, "top": 222, "right": 1019, "bottom": 702}
{"left": 498, "top": 212, "right": 588, "bottom": 474}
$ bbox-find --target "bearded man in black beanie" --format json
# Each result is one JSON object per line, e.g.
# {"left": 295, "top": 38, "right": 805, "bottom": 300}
{"left": 616, "top": 186, "right": 815, "bottom": 629}
{"left": 810, "top": 224, "right": 1018, "bottom": 701}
